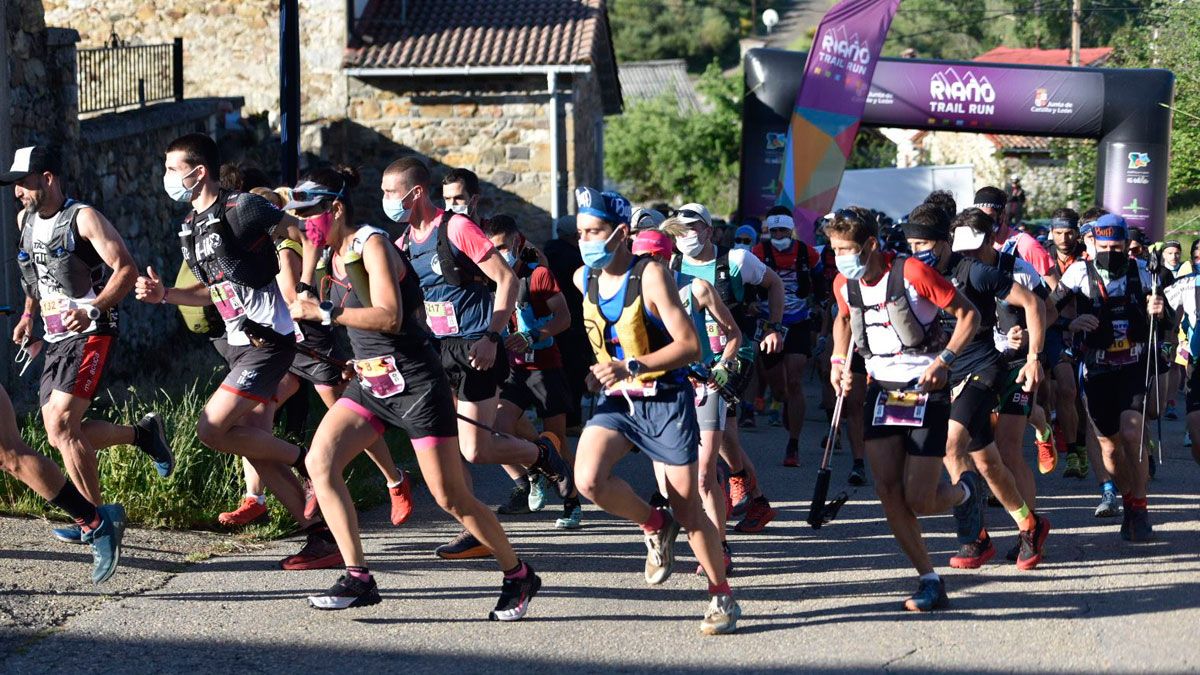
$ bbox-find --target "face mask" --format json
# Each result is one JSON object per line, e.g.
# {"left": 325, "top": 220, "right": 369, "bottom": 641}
{"left": 1095, "top": 250, "right": 1128, "bottom": 277}
{"left": 304, "top": 211, "right": 333, "bottom": 248}
{"left": 164, "top": 166, "right": 200, "bottom": 203}
{"left": 771, "top": 236, "right": 792, "bottom": 251}
{"left": 676, "top": 234, "right": 704, "bottom": 258}
{"left": 1085, "top": 241, "right": 1097, "bottom": 259}
{"left": 581, "top": 228, "right": 621, "bottom": 270}
{"left": 914, "top": 249, "right": 940, "bottom": 269}
{"left": 383, "top": 188, "right": 416, "bottom": 223}
{"left": 734, "top": 243, "right": 753, "bottom": 252}
{"left": 447, "top": 203, "right": 470, "bottom": 216}
{"left": 835, "top": 251, "right": 867, "bottom": 280}
{"left": 502, "top": 250, "right": 517, "bottom": 267}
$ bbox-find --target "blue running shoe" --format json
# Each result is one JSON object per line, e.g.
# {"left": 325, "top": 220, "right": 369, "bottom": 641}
{"left": 84, "top": 504, "right": 126, "bottom": 584}
{"left": 527, "top": 474, "right": 547, "bottom": 512}
{"left": 52, "top": 524, "right": 86, "bottom": 544}
{"left": 555, "top": 504, "right": 582, "bottom": 530}
{"left": 953, "top": 471, "right": 985, "bottom": 544}
{"left": 904, "top": 577, "right": 948, "bottom": 612}
{"left": 137, "top": 413, "right": 175, "bottom": 478}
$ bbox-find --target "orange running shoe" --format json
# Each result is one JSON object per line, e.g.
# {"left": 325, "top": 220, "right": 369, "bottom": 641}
{"left": 728, "top": 474, "right": 750, "bottom": 516}
{"left": 734, "top": 497, "right": 777, "bottom": 533}
{"left": 218, "top": 496, "right": 268, "bottom": 527}
{"left": 1036, "top": 435, "right": 1057, "bottom": 474}
{"left": 389, "top": 471, "right": 413, "bottom": 526}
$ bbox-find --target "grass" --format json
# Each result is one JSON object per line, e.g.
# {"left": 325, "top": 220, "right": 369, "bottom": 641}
{"left": 0, "top": 362, "right": 416, "bottom": 539}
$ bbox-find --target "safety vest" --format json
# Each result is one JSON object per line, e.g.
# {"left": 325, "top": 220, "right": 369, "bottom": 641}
{"left": 17, "top": 199, "right": 107, "bottom": 301}
{"left": 583, "top": 255, "right": 670, "bottom": 385}
{"left": 846, "top": 255, "right": 946, "bottom": 357}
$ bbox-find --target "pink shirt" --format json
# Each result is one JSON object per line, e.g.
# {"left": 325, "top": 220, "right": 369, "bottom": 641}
{"left": 402, "top": 210, "right": 495, "bottom": 264}
{"left": 996, "top": 231, "right": 1054, "bottom": 277}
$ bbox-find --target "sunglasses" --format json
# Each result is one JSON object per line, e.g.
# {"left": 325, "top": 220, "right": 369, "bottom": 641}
{"left": 292, "top": 188, "right": 344, "bottom": 203}
{"left": 734, "top": 238, "right": 753, "bottom": 244}
{"left": 677, "top": 209, "right": 708, "bottom": 224}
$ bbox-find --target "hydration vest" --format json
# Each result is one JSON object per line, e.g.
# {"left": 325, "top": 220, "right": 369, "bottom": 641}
{"left": 513, "top": 262, "right": 554, "bottom": 350}
{"left": 397, "top": 210, "right": 487, "bottom": 287}
{"left": 1079, "top": 261, "right": 1149, "bottom": 355}
{"left": 993, "top": 251, "right": 1023, "bottom": 335}
{"left": 180, "top": 190, "right": 279, "bottom": 290}
{"left": 675, "top": 271, "right": 727, "bottom": 362}
{"left": 760, "top": 239, "right": 814, "bottom": 299}
{"left": 175, "top": 260, "right": 224, "bottom": 336}
{"left": 582, "top": 255, "right": 671, "bottom": 385}
{"left": 330, "top": 226, "right": 429, "bottom": 350}
{"left": 845, "top": 255, "right": 946, "bottom": 357}
{"left": 17, "top": 199, "right": 107, "bottom": 301}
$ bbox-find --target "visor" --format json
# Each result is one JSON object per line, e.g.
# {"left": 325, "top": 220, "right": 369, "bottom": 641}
{"left": 764, "top": 213, "right": 795, "bottom": 232}
{"left": 281, "top": 179, "right": 343, "bottom": 212}
{"left": 951, "top": 226, "right": 987, "bottom": 252}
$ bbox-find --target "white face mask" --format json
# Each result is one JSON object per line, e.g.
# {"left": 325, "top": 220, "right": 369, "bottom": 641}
{"left": 770, "top": 235, "right": 792, "bottom": 251}
{"left": 164, "top": 166, "right": 200, "bottom": 203}
{"left": 676, "top": 233, "right": 704, "bottom": 258}
{"left": 447, "top": 203, "right": 470, "bottom": 216}
{"left": 1085, "top": 240, "right": 1097, "bottom": 259}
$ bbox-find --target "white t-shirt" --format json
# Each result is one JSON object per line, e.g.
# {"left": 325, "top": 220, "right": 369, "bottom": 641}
{"left": 30, "top": 209, "right": 100, "bottom": 344}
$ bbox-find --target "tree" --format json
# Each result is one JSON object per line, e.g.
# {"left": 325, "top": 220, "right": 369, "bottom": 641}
{"left": 607, "top": 0, "right": 788, "bottom": 70}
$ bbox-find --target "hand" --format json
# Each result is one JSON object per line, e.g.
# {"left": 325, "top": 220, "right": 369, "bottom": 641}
{"left": 830, "top": 364, "right": 852, "bottom": 397}
{"left": 341, "top": 361, "right": 356, "bottom": 382}
{"left": 289, "top": 297, "right": 321, "bottom": 322}
{"left": 1015, "top": 358, "right": 1043, "bottom": 393}
{"left": 1006, "top": 326, "right": 1027, "bottom": 350}
{"left": 468, "top": 336, "right": 497, "bottom": 371}
{"left": 590, "top": 360, "right": 631, "bottom": 388}
{"left": 760, "top": 329, "right": 783, "bottom": 354}
{"left": 1069, "top": 314, "right": 1099, "bottom": 333}
{"left": 61, "top": 307, "right": 92, "bottom": 333}
{"left": 710, "top": 361, "right": 731, "bottom": 389}
{"left": 1147, "top": 294, "right": 1164, "bottom": 317}
{"left": 12, "top": 316, "right": 32, "bottom": 345}
{"left": 135, "top": 266, "right": 166, "bottom": 303}
{"left": 503, "top": 332, "right": 531, "bottom": 352}
{"left": 585, "top": 371, "right": 602, "bottom": 393}
{"left": 917, "top": 359, "right": 949, "bottom": 392}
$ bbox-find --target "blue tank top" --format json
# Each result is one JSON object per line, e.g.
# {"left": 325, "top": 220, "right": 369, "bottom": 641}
{"left": 589, "top": 261, "right": 686, "bottom": 387}
{"left": 406, "top": 219, "right": 493, "bottom": 340}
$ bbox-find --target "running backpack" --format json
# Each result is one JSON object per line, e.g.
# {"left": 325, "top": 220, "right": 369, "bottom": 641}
{"left": 845, "top": 255, "right": 946, "bottom": 357}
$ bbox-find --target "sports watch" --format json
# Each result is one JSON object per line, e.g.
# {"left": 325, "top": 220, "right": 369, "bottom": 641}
{"left": 484, "top": 330, "right": 502, "bottom": 344}
{"left": 318, "top": 301, "right": 334, "bottom": 326}
{"left": 625, "top": 359, "right": 643, "bottom": 376}
{"left": 295, "top": 282, "right": 318, "bottom": 297}
{"left": 86, "top": 306, "right": 101, "bottom": 321}
{"left": 764, "top": 321, "right": 785, "bottom": 335}
{"left": 937, "top": 349, "right": 957, "bottom": 366}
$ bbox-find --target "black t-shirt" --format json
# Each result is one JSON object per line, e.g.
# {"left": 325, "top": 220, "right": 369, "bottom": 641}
{"left": 939, "top": 254, "right": 1012, "bottom": 383}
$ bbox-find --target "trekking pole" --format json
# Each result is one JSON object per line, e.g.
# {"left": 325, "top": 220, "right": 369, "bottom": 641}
{"left": 1139, "top": 268, "right": 1161, "bottom": 463}
{"left": 806, "top": 393, "right": 844, "bottom": 529}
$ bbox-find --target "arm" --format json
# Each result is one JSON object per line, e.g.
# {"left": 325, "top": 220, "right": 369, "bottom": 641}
{"left": 694, "top": 279, "right": 742, "bottom": 362}
{"left": 276, "top": 247, "right": 302, "bottom": 305}
{"left": 134, "top": 266, "right": 212, "bottom": 306}
{"left": 920, "top": 291, "right": 979, "bottom": 391}
{"left": 758, "top": 267, "right": 785, "bottom": 353}
{"left": 63, "top": 208, "right": 136, "bottom": 331}
{"left": 478, "top": 251, "right": 518, "bottom": 334}
{"left": 830, "top": 304, "right": 853, "bottom": 395}
{"left": 1005, "top": 282, "right": 1046, "bottom": 392}
{"left": 292, "top": 236, "right": 402, "bottom": 333}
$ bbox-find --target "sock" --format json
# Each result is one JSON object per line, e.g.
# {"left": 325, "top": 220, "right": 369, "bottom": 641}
{"left": 1102, "top": 480, "right": 1116, "bottom": 495}
{"left": 503, "top": 561, "right": 528, "bottom": 580}
{"left": 708, "top": 581, "right": 732, "bottom": 596}
{"left": 346, "top": 565, "right": 371, "bottom": 582}
{"left": 292, "top": 446, "right": 310, "bottom": 479}
{"left": 640, "top": 507, "right": 666, "bottom": 534}
{"left": 563, "top": 496, "right": 581, "bottom": 511}
{"left": 853, "top": 458, "right": 865, "bottom": 469}
{"left": 957, "top": 481, "right": 972, "bottom": 506}
{"left": 1131, "top": 496, "right": 1148, "bottom": 511}
{"left": 247, "top": 493, "right": 266, "bottom": 505}
{"left": 1035, "top": 425, "right": 1052, "bottom": 442}
{"left": 50, "top": 482, "right": 99, "bottom": 530}
{"left": 786, "top": 437, "right": 798, "bottom": 452}
{"left": 513, "top": 475, "right": 530, "bottom": 490}
{"left": 919, "top": 571, "right": 940, "bottom": 583}
{"left": 1009, "top": 502, "right": 1036, "bottom": 531}
{"left": 387, "top": 473, "right": 405, "bottom": 489}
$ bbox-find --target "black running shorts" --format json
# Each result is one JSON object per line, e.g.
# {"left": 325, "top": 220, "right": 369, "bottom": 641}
{"left": 862, "top": 382, "right": 951, "bottom": 457}
{"left": 1083, "top": 363, "right": 1143, "bottom": 437}
{"left": 438, "top": 336, "right": 510, "bottom": 403}
{"left": 499, "top": 367, "right": 572, "bottom": 419}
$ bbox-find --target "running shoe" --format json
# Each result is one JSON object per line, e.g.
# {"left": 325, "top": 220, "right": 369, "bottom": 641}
{"left": 949, "top": 533, "right": 995, "bottom": 569}
{"left": 218, "top": 496, "right": 269, "bottom": 527}
{"left": 308, "top": 573, "right": 382, "bottom": 610}
{"left": 302, "top": 479, "right": 319, "bottom": 521}
{"left": 1124, "top": 509, "right": 1155, "bottom": 542}
{"left": 767, "top": 409, "right": 783, "bottom": 426}
{"left": 136, "top": 412, "right": 176, "bottom": 478}
{"left": 435, "top": 530, "right": 492, "bottom": 560}
{"left": 1075, "top": 448, "right": 1090, "bottom": 479}
{"left": 52, "top": 524, "right": 85, "bottom": 544}
{"left": 727, "top": 475, "right": 750, "bottom": 516}
{"left": 1036, "top": 436, "right": 1057, "bottom": 474}
{"left": 738, "top": 410, "right": 756, "bottom": 428}
{"left": 734, "top": 497, "right": 777, "bottom": 533}
{"left": 782, "top": 447, "right": 799, "bottom": 467}
{"left": 1016, "top": 515, "right": 1051, "bottom": 570}
{"left": 847, "top": 464, "right": 867, "bottom": 486}
{"left": 555, "top": 504, "right": 583, "bottom": 530}
{"left": 489, "top": 564, "right": 542, "bottom": 621}
{"left": 497, "top": 484, "right": 533, "bottom": 515}
{"left": 644, "top": 508, "right": 681, "bottom": 585}
{"left": 527, "top": 473, "right": 548, "bottom": 512}
{"left": 904, "top": 577, "right": 948, "bottom": 612}
{"left": 389, "top": 473, "right": 413, "bottom": 526}
{"left": 1095, "top": 489, "right": 1122, "bottom": 518}
{"left": 84, "top": 504, "right": 126, "bottom": 584}
{"left": 1063, "top": 450, "right": 1082, "bottom": 479}
{"left": 700, "top": 594, "right": 742, "bottom": 635}
{"left": 696, "top": 544, "right": 734, "bottom": 578}
{"left": 533, "top": 432, "right": 573, "bottom": 499}
{"left": 280, "top": 527, "right": 343, "bottom": 571}
{"left": 953, "top": 471, "right": 985, "bottom": 544}
{"left": 1165, "top": 401, "right": 1179, "bottom": 420}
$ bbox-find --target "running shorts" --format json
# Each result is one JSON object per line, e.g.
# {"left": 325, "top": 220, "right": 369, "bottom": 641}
{"left": 438, "top": 336, "right": 510, "bottom": 403}
{"left": 587, "top": 385, "right": 700, "bottom": 466}
{"left": 219, "top": 341, "right": 294, "bottom": 405}
{"left": 949, "top": 367, "right": 1001, "bottom": 452}
{"left": 338, "top": 345, "right": 458, "bottom": 440}
{"left": 39, "top": 334, "right": 114, "bottom": 406}
{"left": 761, "top": 318, "right": 813, "bottom": 368}
{"left": 499, "top": 367, "right": 572, "bottom": 419}
{"left": 994, "top": 364, "right": 1033, "bottom": 417}
{"left": 862, "top": 382, "right": 951, "bottom": 457}
{"left": 1083, "top": 363, "right": 1143, "bottom": 437}
{"left": 694, "top": 383, "right": 728, "bottom": 432}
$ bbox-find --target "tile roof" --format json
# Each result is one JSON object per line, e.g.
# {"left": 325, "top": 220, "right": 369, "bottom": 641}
{"left": 974, "top": 46, "right": 1113, "bottom": 68}
{"left": 347, "top": 0, "right": 621, "bottom": 113}
{"left": 618, "top": 60, "right": 704, "bottom": 113}
{"left": 988, "top": 134, "right": 1054, "bottom": 152}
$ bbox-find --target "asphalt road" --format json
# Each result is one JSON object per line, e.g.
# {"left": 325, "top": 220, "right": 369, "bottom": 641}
{"left": 2, "top": 394, "right": 1199, "bottom": 674}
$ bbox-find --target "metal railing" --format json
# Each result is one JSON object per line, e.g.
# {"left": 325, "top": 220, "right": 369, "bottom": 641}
{"left": 77, "top": 37, "right": 183, "bottom": 115}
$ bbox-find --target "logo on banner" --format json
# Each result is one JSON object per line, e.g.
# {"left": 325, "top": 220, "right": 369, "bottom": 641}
{"left": 1125, "top": 151, "right": 1152, "bottom": 188}
{"left": 1123, "top": 198, "right": 1149, "bottom": 214}
{"left": 765, "top": 133, "right": 787, "bottom": 150}
{"left": 1029, "top": 84, "right": 1078, "bottom": 116}
{"left": 1034, "top": 88, "right": 1050, "bottom": 108}
{"left": 928, "top": 68, "right": 996, "bottom": 115}
{"left": 817, "top": 25, "right": 871, "bottom": 76}
{"left": 1128, "top": 152, "right": 1150, "bottom": 169}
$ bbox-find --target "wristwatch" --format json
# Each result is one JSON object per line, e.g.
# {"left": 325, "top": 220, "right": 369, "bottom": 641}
{"left": 765, "top": 321, "right": 785, "bottom": 335}
{"left": 625, "top": 359, "right": 643, "bottom": 376}
{"left": 295, "top": 282, "right": 317, "bottom": 298}
{"left": 484, "top": 330, "right": 502, "bottom": 344}
{"left": 937, "top": 349, "right": 957, "bottom": 366}
{"left": 318, "top": 301, "right": 334, "bottom": 326}
{"left": 86, "top": 306, "right": 101, "bottom": 321}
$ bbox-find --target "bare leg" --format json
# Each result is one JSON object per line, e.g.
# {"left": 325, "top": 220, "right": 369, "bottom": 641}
{"left": 664, "top": 460, "right": 726, "bottom": 585}
{"left": 996, "top": 413, "right": 1037, "bottom": 509}
{"left": 42, "top": 392, "right": 104, "bottom": 505}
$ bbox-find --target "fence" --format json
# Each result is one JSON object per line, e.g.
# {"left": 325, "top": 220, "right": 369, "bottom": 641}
{"left": 77, "top": 38, "right": 183, "bottom": 115}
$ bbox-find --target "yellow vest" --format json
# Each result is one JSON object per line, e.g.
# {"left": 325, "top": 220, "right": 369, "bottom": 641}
{"left": 582, "top": 256, "right": 669, "bottom": 384}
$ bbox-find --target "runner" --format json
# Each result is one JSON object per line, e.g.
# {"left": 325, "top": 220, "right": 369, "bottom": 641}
{"left": 903, "top": 204, "right": 1050, "bottom": 571}
{"left": 973, "top": 186, "right": 1057, "bottom": 282}
{"left": 1164, "top": 262, "right": 1200, "bottom": 467}
{"left": 663, "top": 203, "right": 785, "bottom": 533}
{"left": 1047, "top": 209, "right": 1090, "bottom": 479}
{"left": 2, "top": 145, "right": 175, "bottom": 545}
{"left": 827, "top": 207, "right": 982, "bottom": 611}
{"left": 135, "top": 132, "right": 338, "bottom": 570}
{"left": 385, "top": 157, "right": 570, "bottom": 560}
{"left": 751, "top": 205, "right": 821, "bottom": 467}
{"left": 571, "top": 187, "right": 741, "bottom": 634}
{"left": 272, "top": 166, "right": 540, "bottom": 617}
{"left": 480, "top": 214, "right": 583, "bottom": 529}
{"left": 1050, "top": 214, "right": 1166, "bottom": 541}
{"left": 442, "top": 168, "right": 482, "bottom": 220}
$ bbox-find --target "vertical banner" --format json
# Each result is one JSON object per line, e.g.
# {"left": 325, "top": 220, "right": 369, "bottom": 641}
{"left": 780, "top": 0, "right": 901, "bottom": 242}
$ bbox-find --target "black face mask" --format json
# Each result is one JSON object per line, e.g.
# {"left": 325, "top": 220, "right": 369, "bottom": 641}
{"left": 1095, "top": 250, "right": 1128, "bottom": 276}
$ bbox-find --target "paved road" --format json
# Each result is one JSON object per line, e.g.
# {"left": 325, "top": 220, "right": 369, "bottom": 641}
{"left": 3, "top": 394, "right": 1200, "bottom": 673}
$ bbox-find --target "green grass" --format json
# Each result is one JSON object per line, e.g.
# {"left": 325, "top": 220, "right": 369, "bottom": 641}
{"left": 0, "top": 366, "right": 416, "bottom": 539}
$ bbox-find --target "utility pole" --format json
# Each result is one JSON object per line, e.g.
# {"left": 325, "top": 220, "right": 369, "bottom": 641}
{"left": 1070, "top": 0, "right": 1081, "bottom": 66}
{"left": 280, "top": 0, "right": 301, "bottom": 185}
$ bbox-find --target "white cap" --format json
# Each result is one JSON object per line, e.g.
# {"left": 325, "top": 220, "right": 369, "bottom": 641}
{"left": 765, "top": 213, "right": 795, "bottom": 232}
{"left": 675, "top": 203, "right": 711, "bottom": 228}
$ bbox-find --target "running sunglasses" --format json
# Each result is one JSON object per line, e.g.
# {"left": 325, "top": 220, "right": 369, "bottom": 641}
{"left": 677, "top": 208, "right": 709, "bottom": 223}
{"left": 734, "top": 237, "right": 754, "bottom": 244}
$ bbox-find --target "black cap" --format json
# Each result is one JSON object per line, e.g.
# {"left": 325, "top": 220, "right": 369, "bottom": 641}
{"left": 0, "top": 146, "right": 63, "bottom": 186}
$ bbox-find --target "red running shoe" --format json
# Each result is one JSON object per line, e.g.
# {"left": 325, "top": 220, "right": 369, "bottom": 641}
{"left": 280, "top": 527, "right": 343, "bottom": 571}
{"left": 728, "top": 474, "right": 750, "bottom": 517}
{"left": 734, "top": 497, "right": 777, "bottom": 533}
{"left": 949, "top": 533, "right": 996, "bottom": 569}
{"left": 217, "top": 496, "right": 268, "bottom": 527}
{"left": 783, "top": 448, "right": 799, "bottom": 468}
{"left": 1016, "top": 515, "right": 1051, "bottom": 570}
{"left": 302, "top": 478, "right": 320, "bottom": 521}
{"left": 389, "top": 471, "right": 413, "bottom": 526}
{"left": 1036, "top": 436, "right": 1058, "bottom": 475}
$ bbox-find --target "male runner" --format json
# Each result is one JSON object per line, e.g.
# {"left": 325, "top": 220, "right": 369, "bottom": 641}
{"left": 973, "top": 186, "right": 1057, "bottom": 281}
{"left": 571, "top": 187, "right": 741, "bottom": 634}
{"left": 828, "top": 207, "right": 982, "bottom": 611}
{"left": 2, "top": 145, "right": 175, "bottom": 544}
{"left": 384, "top": 158, "right": 569, "bottom": 559}
{"left": 442, "top": 168, "right": 482, "bottom": 220}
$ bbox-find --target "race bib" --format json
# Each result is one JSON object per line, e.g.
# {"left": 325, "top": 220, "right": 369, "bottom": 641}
{"left": 872, "top": 390, "right": 928, "bottom": 427}
{"left": 424, "top": 300, "right": 460, "bottom": 337}
{"left": 210, "top": 282, "right": 246, "bottom": 321}
{"left": 355, "top": 355, "right": 406, "bottom": 399}
{"left": 293, "top": 321, "right": 306, "bottom": 344}
{"left": 40, "top": 297, "right": 70, "bottom": 337}
{"left": 1100, "top": 319, "right": 1139, "bottom": 366}
{"left": 706, "top": 319, "right": 727, "bottom": 355}
{"left": 603, "top": 379, "right": 659, "bottom": 399}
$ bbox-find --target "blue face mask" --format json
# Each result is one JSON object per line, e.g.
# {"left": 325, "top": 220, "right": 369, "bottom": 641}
{"left": 382, "top": 188, "right": 416, "bottom": 223}
{"left": 835, "top": 252, "right": 867, "bottom": 280}
{"left": 581, "top": 228, "right": 621, "bottom": 270}
{"left": 502, "top": 250, "right": 517, "bottom": 267}
{"left": 914, "top": 248, "right": 940, "bottom": 268}
{"left": 734, "top": 243, "right": 753, "bottom": 252}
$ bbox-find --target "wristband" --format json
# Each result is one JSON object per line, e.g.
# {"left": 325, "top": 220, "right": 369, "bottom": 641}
{"left": 160, "top": 288, "right": 170, "bottom": 305}
{"left": 21, "top": 312, "right": 31, "bottom": 319}
{"left": 830, "top": 357, "right": 847, "bottom": 366}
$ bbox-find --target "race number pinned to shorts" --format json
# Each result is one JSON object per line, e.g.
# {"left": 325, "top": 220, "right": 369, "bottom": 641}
{"left": 210, "top": 282, "right": 246, "bottom": 321}
{"left": 293, "top": 321, "right": 306, "bottom": 343}
{"left": 603, "top": 379, "right": 658, "bottom": 399}
{"left": 424, "top": 300, "right": 460, "bottom": 337}
{"left": 355, "top": 355, "right": 406, "bottom": 399}
{"left": 873, "top": 390, "right": 928, "bottom": 427}
{"left": 40, "top": 297, "right": 70, "bottom": 337}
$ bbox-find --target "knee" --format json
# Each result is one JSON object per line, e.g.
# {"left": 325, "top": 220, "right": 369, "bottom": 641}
{"left": 305, "top": 446, "right": 337, "bottom": 481}
{"left": 574, "top": 467, "right": 603, "bottom": 503}
{"left": 42, "top": 406, "right": 74, "bottom": 448}
{"left": 195, "top": 415, "right": 225, "bottom": 450}
{"left": 429, "top": 480, "right": 468, "bottom": 518}
{"left": 873, "top": 478, "right": 902, "bottom": 505}
{"left": 458, "top": 437, "right": 484, "bottom": 464}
